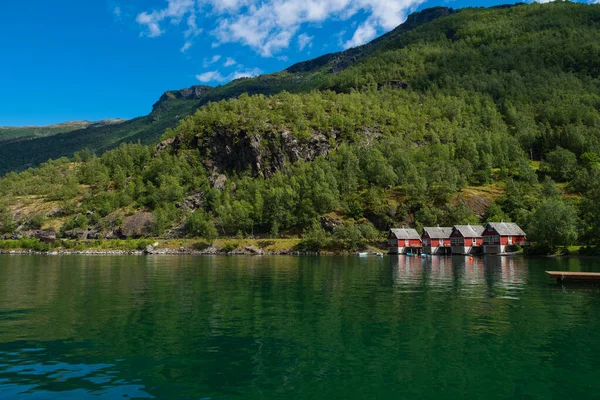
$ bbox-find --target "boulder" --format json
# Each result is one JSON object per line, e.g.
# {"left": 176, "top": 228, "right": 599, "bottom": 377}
{"left": 176, "top": 192, "right": 206, "bottom": 210}
{"left": 244, "top": 246, "right": 264, "bottom": 255}
{"left": 46, "top": 209, "right": 66, "bottom": 218}
{"left": 210, "top": 174, "right": 227, "bottom": 190}
{"left": 321, "top": 215, "right": 343, "bottom": 232}
{"left": 34, "top": 230, "right": 57, "bottom": 243}
{"left": 122, "top": 212, "right": 154, "bottom": 238}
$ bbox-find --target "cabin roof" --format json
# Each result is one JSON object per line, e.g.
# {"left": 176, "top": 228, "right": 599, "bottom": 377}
{"left": 486, "top": 222, "right": 526, "bottom": 236}
{"left": 453, "top": 225, "right": 485, "bottom": 238}
{"left": 389, "top": 228, "right": 421, "bottom": 240}
{"left": 422, "top": 227, "right": 453, "bottom": 239}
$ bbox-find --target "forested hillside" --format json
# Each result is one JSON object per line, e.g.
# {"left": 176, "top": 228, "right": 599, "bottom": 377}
{"left": 0, "top": 121, "right": 97, "bottom": 143}
{"left": 1, "top": 2, "right": 599, "bottom": 254}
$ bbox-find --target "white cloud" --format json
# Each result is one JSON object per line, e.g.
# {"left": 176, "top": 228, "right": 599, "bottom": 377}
{"left": 203, "top": 54, "right": 222, "bottom": 67}
{"left": 113, "top": 7, "right": 122, "bottom": 17}
{"left": 181, "top": 41, "right": 193, "bottom": 52}
{"left": 136, "top": 0, "right": 196, "bottom": 37}
{"left": 297, "top": 33, "right": 313, "bottom": 51}
{"left": 224, "top": 57, "right": 237, "bottom": 67}
{"left": 196, "top": 67, "right": 262, "bottom": 83}
{"left": 343, "top": 21, "right": 376, "bottom": 49}
{"left": 138, "top": 0, "right": 426, "bottom": 56}
{"left": 589, "top": 0, "right": 599, "bottom": 3}
{"left": 184, "top": 12, "right": 202, "bottom": 38}
{"left": 196, "top": 70, "right": 225, "bottom": 82}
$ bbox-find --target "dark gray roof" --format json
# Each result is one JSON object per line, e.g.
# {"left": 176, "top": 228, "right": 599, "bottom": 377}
{"left": 422, "top": 227, "right": 453, "bottom": 239}
{"left": 486, "top": 222, "right": 526, "bottom": 236}
{"left": 453, "top": 225, "right": 485, "bottom": 238}
{"left": 389, "top": 228, "right": 421, "bottom": 240}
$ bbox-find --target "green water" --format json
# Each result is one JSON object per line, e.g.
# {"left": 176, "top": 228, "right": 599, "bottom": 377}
{"left": 1, "top": 255, "right": 600, "bottom": 399}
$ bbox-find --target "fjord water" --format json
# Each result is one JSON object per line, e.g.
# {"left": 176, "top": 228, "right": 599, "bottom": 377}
{"left": 1, "top": 256, "right": 600, "bottom": 399}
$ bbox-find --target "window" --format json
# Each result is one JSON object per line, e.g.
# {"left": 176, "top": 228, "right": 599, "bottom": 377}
{"left": 508, "top": 236, "right": 513, "bottom": 245}
{"left": 451, "top": 238, "right": 462, "bottom": 247}
{"left": 405, "top": 240, "right": 409, "bottom": 247}
{"left": 472, "top": 238, "right": 477, "bottom": 246}
{"left": 485, "top": 236, "right": 499, "bottom": 244}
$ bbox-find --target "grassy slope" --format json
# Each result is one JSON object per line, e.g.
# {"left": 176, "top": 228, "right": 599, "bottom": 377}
{"left": 0, "top": 121, "right": 94, "bottom": 143}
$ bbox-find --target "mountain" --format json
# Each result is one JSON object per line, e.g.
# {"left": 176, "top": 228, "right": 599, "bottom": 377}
{"left": 0, "top": 119, "right": 126, "bottom": 143}
{"left": 1, "top": 2, "right": 599, "bottom": 253}
{"left": 0, "top": 7, "right": 455, "bottom": 175}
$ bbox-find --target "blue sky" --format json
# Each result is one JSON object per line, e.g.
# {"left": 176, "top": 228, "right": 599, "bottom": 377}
{"left": 0, "top": 0, "right": 594, "bottom": 126}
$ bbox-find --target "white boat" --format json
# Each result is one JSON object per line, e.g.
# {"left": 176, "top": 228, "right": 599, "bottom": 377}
{"left": 376, "top": 252, "right": 384, "bottom": 257}
{"left": 357, "top": 252, "right": 368, "bottom": 257}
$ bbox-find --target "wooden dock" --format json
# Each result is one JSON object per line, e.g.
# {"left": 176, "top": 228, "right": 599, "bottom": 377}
{"left": 546, "top": 271, "right": 600, "bottom": 283}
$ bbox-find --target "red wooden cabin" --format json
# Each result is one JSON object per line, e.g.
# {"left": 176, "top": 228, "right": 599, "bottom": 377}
{"left": 450, "top": 225, "right": 485, "bottom": 255}
{"left": 482, "top": 222, "right": 527, "bottom": 254}
{"left": 388, "top": 228, "right": 422, "bottom": 254}
{"left": 421, "top": 227, "right": 453, "bottom": 255}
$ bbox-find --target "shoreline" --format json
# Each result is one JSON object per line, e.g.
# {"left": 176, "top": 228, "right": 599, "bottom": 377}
{"left": 1, "top": 249, "right": 598, "bottom": 258}
{"left": 0, "top": 247, "right": 326, "bottom": 256}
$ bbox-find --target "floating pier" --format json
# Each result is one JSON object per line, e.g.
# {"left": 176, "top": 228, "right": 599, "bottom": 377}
{"left": 546, "top": 271, "right": 600, "bottom": 283}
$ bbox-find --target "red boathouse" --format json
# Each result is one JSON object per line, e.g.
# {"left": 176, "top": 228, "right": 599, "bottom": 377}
{"left": 482, "top": 222, "right": 527, "bottom": 254}
{"left": 388, "top": 228, "right": 422, "bottom": 254}
{"left": 422, "top": 227, "right": 453, "bottom": 255}
{"left": 450, "top": 225, "right": 485, "bottom": 255}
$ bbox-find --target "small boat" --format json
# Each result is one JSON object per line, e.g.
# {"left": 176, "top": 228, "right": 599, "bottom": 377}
{"left": 357, "top": 252, "right": 368, "bottom": 257}
{"left": 376, "top": 252, "right": 384, "bottom": 257}
{"left": 546, "top": 271, "right": 600, "bottom": 283}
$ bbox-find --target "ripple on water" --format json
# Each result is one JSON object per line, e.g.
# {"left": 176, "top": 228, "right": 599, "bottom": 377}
{"left": 0, "top": 345, "right": 154, "bottom": 399}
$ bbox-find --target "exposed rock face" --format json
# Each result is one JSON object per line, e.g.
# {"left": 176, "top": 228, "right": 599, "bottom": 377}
{"left": 176, "top": 192, "right": 206, "bottom": 211}
{"left": 27, "top": 230, "right": 57, "bottom": 242}
{"left": 122, "top": 212, "right": 154, "bottom": 238}
{"left": 244, "top": 246, "right": 264, "bottom": 255}
{"left": 211, "top": 174, "right": 227, "bottom": 190}
{"left": 46, "top": 209, "right": 67, "bottom": 218}
{"left": 320, "top": 215, "right": 343, "bottom": 232}
{"left": 155, "top": 137, "right": 176, "bottom": 152}
{"left": 152, "top": 85, "right": 213, "bottom": 112}
{"left": 197, "top": 129, "right": 335, "bottom": 178}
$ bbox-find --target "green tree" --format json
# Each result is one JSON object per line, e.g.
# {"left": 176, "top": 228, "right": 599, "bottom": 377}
{"left": 299, "top": 220, "right": 329, "bottom": 252}
{"left": 541, "top": 147, "right": 578, "bottom": 182}
{"left": 541, "top": 176, "right": 561, "bottom": 198}
{"left": 528, "top": 198, "right": 579, "bottom": 253}
{"left": 185, "top": 210, "right": 218, "bottom": 241}
{"left": 0, "top": 203, "right": 16, "bottom": 234}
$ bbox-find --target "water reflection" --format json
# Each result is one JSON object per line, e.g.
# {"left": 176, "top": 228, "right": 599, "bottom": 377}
{"left": 2, "top": 255, "right": 600, "bottom": 399}
{"left": 391, "top": 255, "right": 527, "bottom": 299}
